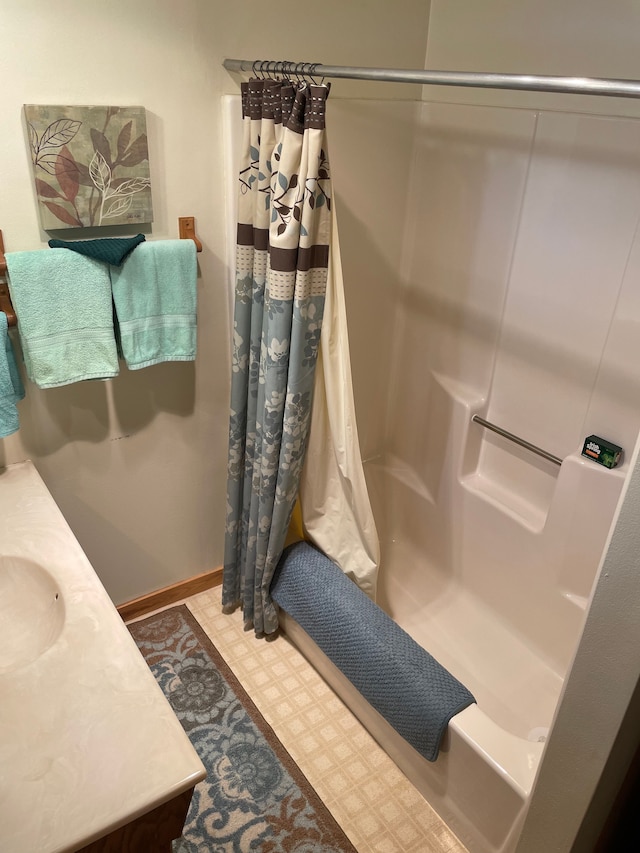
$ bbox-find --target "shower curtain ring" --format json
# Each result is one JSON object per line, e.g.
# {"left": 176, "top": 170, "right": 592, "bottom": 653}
{"left": 310, "top": 63, "right": 325, "bottom": 85}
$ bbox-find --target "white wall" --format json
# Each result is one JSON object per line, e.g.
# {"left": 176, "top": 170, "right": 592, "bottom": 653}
{"left": 425, "top": 0, "right": 640, "bottom": 118}
{"left": 0, "top": 0, "right": 430, "bottom": 605}
{"left": 0, "top": 0, "right": 231, "bottom": 605}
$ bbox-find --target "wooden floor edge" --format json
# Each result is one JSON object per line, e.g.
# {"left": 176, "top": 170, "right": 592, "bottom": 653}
{"left": 117, "top": 567, "right": 223, "bottom": 622}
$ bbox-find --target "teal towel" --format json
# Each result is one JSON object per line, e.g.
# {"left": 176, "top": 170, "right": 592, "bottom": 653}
{"left": 48, "top": 234, "right": 146, "bottom": 266}
{"left": 0, "top": 312, "right": 25, "bottom": 437}
{"left": 5, "top": 250, "right": 119, "bottom": 388}
{"left": 110, "top": 240, "right": 197, "bottom": 370}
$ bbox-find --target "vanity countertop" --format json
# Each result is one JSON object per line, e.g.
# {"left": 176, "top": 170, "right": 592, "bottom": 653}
{"left": 0, "top": 460, "right": 206, "bottom": 853}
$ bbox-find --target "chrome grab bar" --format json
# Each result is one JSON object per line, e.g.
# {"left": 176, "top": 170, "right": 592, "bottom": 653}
{"left": 471, "top": 415, "right": 563, "bottom": 466}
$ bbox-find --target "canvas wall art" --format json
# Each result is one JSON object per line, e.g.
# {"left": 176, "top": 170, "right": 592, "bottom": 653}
{"left": 24, "top": 104, "right": 154, "bottom": 230}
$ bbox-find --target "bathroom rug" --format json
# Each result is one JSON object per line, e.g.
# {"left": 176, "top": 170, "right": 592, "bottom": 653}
{"left": 129, "top": 605, "right": 356, "bottom": 853}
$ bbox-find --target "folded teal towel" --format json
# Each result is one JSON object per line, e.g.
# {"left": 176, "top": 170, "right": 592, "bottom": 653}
{"left": 110, "top": 239, "right": 197, "bottom": 370}
{"left": 48, "top": 234, "right": 146, "bottom": 266}
{"left": 5, "top": 250, "right": 119, "bottom": 388}
{"left": 0, "top": 312, "right": 25, "bottom": 437}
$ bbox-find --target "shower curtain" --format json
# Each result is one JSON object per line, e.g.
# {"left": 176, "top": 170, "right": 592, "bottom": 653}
{"left": 296, "top": 201, "right": 380, "bottom": 601}
{"left": 222, "top": 77, "right": 378, "bottom": 637}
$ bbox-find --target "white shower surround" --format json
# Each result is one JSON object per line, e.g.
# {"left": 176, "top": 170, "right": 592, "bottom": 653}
{"left": 282, "top": 94, "right": 640, "bottom": 853}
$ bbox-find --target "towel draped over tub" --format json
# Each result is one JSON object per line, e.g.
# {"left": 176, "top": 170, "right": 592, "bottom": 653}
{"left": 272, "top": 541, "right": 476, "bottom": 762}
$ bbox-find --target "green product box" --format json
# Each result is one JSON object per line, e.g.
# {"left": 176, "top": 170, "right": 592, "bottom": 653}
{"left": 581, "top": 435, "right": 623, "bottom": 469}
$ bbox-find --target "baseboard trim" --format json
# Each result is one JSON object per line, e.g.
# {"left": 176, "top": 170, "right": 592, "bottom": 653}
{"left": 118, "top": 567, "right": 223, "bottom": 622}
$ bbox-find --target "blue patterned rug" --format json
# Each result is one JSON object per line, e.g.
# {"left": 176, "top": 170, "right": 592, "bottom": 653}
{"left": 128, "top": 605, "right": 356, "bottom": 853}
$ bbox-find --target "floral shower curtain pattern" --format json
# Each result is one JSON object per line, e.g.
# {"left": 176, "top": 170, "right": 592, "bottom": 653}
{"left": 222, "top": 78, "right": 332, "bottom": 637}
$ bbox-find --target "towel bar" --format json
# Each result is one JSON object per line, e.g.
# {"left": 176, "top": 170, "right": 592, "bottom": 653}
{"left": 178, "top": 217, "right": 202, "bottom": 252}
{"left": 0, "top": 218, "right": 203, "bottom": 330}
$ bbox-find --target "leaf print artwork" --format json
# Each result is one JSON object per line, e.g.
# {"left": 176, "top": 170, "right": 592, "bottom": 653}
{"left": 23, "top": 104, "right": 154, "bottom": 230}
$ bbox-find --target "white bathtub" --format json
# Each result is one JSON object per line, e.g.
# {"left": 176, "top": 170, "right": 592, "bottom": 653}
{"left": 283, "top": 371, "right": 624, "bottom": 853}
{"left": 0, "top": 460, "right": 205, "bottom": 853}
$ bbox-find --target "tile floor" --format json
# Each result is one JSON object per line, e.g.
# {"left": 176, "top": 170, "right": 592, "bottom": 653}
{"left": 133, "top": 585, "right": 469, "bottom": 853}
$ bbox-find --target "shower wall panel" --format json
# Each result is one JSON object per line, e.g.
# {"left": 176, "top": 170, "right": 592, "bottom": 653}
{"left": 387, "top": 102, "right": 536, "bottom": 477}
{"left": 326, "top": 99, "right": 420, "bottom": 462}
{"left": 359, "top": 97, "right": 640, "bottom": 670}
{"left": 383, "top": 99, "right": 640, "bottom": 530}
{"left": 484, "top": 112, "right": 640, "bottom": 519}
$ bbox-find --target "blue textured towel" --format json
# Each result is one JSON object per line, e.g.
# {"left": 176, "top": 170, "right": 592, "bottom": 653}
{"left": 272, "top": 541, "right": 476, "bottom": 762}
{"left": 110, "top": 240, "right": 197, "bottom": 370}
{"left": 5, "top": 250, "right": 119, "bottom": 388}
{"left": 0, "top": 312, "right": 25, "bottom": 437}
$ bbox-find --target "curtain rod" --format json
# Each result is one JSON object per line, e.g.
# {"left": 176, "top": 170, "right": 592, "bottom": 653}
{"left": 223, "top": 58, "right": 640, "bottom": 99}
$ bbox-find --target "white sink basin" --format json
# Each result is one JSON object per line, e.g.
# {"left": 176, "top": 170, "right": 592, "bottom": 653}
{"left": 0, "top": 556, "right": 65, "bottom": 674}
{"left": 0, "top": 461, "right": 206, "bottom": 853}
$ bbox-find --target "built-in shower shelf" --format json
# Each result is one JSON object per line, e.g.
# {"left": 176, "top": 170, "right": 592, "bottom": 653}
{"left": 461, "top": 472, "right": 548, "bottom": 532}
{"left": 431, "top": 370, "right": 485, "bottom": 409}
